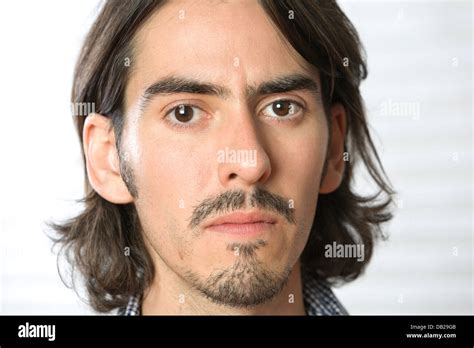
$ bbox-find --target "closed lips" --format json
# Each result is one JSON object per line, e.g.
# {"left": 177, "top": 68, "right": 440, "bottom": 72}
{"left": 204, "top": 211, "right": 277, "bottom": 228}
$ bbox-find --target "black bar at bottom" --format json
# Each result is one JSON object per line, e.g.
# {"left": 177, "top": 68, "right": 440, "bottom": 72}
{"left": 0, "top": 315, "right": 472, "bottom": 346}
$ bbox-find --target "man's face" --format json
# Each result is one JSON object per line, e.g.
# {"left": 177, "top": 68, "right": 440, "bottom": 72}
{"left": 122, "top": 0, "right": 329, "bottom": 306}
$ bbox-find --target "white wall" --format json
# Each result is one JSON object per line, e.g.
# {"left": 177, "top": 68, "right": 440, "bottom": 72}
{"left": 0, "top": 0, "right": 472, "bottom": 314}
{"left": 334, "top": 0, "right": 473, "bottom": 314}
{"left": 0, "top": 0, "right": 102, "bottom": 314}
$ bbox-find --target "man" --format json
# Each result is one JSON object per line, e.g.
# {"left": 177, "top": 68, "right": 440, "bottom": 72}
{"left": 53, "top": 0, "right": 394, "bottom": 315}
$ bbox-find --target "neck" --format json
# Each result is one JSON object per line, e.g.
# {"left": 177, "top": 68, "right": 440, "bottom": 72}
{"left": 142, "top": 258, "right": 307, "bottom": 315}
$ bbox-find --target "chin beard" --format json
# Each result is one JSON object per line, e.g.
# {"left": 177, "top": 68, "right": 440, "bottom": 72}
{"left": 185, "top": 241, "right": 292, "bottom": 308}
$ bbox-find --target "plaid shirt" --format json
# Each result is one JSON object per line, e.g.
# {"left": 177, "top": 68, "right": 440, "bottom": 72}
{"left": 118, "top": 268, "right": 348, "bottom": 316}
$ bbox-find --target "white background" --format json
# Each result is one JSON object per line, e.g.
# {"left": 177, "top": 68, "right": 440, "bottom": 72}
{"left": 0, "top": 0, "right": 472, "bottom": 314}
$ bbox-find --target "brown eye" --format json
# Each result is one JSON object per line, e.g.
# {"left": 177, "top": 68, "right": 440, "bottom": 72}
{"left": 272, "top": 100, "right": 293, "bottom": 117}
{"left": 174, "top": 104, "right": 194, "bottom": 123}
{"left": 262, "top": 100, "right": 302, "bottom": 120}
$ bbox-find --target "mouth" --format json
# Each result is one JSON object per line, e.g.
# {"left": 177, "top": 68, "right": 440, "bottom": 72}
{"left": 204, "top": 211, "right": 277, "bottom": 236}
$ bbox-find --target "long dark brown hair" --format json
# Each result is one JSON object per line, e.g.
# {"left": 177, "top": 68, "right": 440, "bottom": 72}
{"left": 51, "top": 0, "right": 395, "bottom": 313}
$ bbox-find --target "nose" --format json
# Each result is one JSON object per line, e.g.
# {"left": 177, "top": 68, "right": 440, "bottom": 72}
{"left": 217, "top": 109, "right": 272, "bottom": 189}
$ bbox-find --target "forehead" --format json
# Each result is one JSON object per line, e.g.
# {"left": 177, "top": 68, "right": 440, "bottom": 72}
{"left": 126, "top": 0, "right": 316, "bottom": 105}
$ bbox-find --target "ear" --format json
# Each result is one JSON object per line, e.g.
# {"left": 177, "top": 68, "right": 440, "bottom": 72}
{"left": 319, "top": 103, "right": 347, "bottom": 194}
{"left": 82, "top": 113, "right": 134, "bottom": 204}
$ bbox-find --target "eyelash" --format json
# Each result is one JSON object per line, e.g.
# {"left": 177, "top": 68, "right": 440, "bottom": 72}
{"left": 163, "top": 99, "right": 305, "bottom": 130}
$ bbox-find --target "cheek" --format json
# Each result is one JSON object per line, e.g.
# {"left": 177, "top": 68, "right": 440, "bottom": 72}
{"left": 129, "top": 128, "right": 216, "bottom": 260}
{"left": 275, "top": 116, "right": 327, "bottom": 226}
{"left": 137, "top": 142, "right": 215, "bottom": 214}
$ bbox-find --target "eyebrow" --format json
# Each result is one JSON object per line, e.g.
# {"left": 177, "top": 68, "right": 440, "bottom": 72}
{"left": 139, "top": 73, "right": 319, "bottom": 111}
{"left": 249, "top": 74, "right": 319, "bottom": 99}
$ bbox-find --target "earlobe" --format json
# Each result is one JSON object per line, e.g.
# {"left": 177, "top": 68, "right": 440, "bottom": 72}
{"left": 319, "top": 103, "right": 347, "bottom": 194}
{"left": 83, "top": 113, "right": 134, "bottom": 204}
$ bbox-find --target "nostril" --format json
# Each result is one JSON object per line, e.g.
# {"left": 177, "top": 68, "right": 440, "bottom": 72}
{"left": 229, "top": 173, "right": 237, "bottom": 180}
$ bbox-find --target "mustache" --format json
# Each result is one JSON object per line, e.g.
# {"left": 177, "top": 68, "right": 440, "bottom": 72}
{"left": 188, "top": 187, "right": 296, "bottom": 228}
